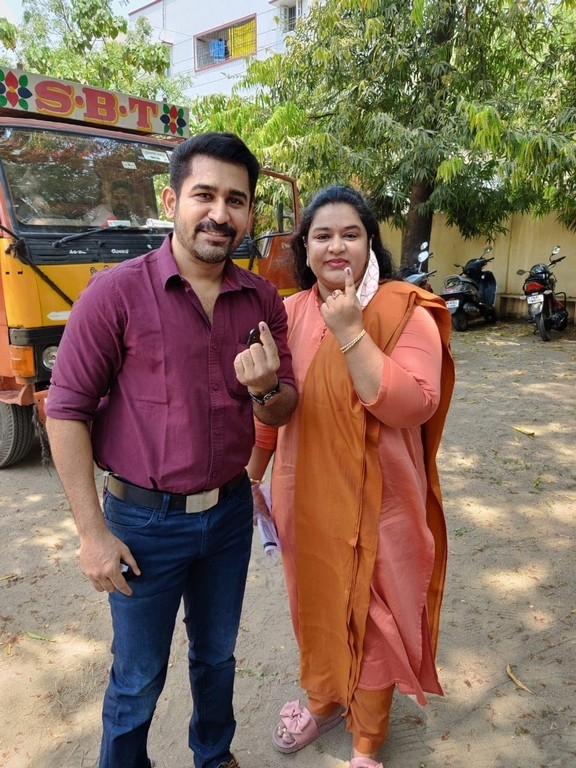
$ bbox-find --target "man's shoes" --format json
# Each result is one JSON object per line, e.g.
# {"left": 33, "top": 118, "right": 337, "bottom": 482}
{"left": 216, "top": 757, "right": 240, "bottom": 768}
{"left": 149, "top": 754, "right": 238, "bottom": 768}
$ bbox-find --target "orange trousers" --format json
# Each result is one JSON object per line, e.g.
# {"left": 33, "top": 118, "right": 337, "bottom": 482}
{"left": 309, "top": 685, "right": 395, "bottom": 754}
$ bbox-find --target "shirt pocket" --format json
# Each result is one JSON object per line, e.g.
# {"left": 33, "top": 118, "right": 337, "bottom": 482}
{"left": 124, "top": 326, "right": 168, "bottom": 405}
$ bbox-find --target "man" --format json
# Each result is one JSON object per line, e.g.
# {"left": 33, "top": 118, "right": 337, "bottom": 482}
{"left": 88, "top": 179, "right": 138, "bottom": 225}
{"left": 15, "top": 171, "right": 51, "bottom": 221}
{"left": 109, "top": 179, "right": 134, "bottom": 220}
{"left": 45, "top": 132, "right": 298, "bottom": 768}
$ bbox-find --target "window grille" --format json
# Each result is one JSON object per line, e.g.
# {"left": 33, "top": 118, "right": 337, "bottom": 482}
{"left": 280, "top": 1, "right": 302, "bottom": 33}
{"left": 195, "top": 17, "right": 256, "bottom": 70}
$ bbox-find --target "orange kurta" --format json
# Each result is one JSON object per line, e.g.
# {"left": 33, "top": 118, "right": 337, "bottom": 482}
{"left": 256, "top": 280, "right": 454, "bottom": 710}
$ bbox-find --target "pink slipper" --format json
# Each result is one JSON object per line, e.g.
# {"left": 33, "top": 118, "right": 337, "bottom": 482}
{"left": 272, "top": 699, "right": 343, "bottom": 754}
{"left": 350, "top": 759, "right": 384, "bottom": 768}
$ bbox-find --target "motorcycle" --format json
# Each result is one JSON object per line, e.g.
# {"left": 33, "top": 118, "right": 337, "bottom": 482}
{"left": 516, "top": 245, "right": 569, "bottom": 341}
{"left": 440, "top": 246, "right": 497, "bottom": 331}
{"left": 398, "top": 242, "right": 436, "bottom": 291}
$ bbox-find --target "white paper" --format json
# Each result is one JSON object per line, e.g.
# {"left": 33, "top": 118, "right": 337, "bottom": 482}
{"left": 255, "top": 484, "right": 280, "bottom": 559}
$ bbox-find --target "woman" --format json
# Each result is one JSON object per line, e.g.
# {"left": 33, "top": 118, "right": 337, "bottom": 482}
{"left": 247, "top": 185, "right": 455, "bottom": 768}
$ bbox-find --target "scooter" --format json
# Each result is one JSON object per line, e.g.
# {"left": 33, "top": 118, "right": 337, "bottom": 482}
{"left": 440, "top": 246, "right": 497, "bottom": 331}
{"left": 398, "top": 242, "right": 436, "bottom": 291}
{"left": 516, "top": 245, "right": 569, "bottom": 341}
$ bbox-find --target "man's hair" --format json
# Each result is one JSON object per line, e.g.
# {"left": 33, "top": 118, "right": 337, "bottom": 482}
{"left": 169, "top": 132, "right": 260, "bottom": 203}
{"left": 111, "top": 180, "right": 133, "bottom": 194}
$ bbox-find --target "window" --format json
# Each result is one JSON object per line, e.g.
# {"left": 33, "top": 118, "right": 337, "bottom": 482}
{"left": 271, "top": 0, "right": 302, "bottom": 33}
{"left": 195, "top": 16, "right": 257, "bottom": 70}
{"left": 285, "top": 5, "right": 297, "bottom": 32}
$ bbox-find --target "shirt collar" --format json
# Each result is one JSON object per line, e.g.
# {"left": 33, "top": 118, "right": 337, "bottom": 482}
{"left": 156, "top": 234, "right": 181, "bottom": 286}
{"left": 157, "top": 234, "right": 259, "bottom": 292}
{"left": 221, "top": 257, "right": 260, "bottom": 292}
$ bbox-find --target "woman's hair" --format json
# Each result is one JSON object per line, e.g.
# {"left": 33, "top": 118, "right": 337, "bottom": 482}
{"left": 291, "top": 185, "right": 395, "bottom": 290}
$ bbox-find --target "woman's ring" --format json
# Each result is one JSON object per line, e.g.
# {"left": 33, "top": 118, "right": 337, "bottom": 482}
{"left": 332, "top": 290, "right": 342, "bottom": 298}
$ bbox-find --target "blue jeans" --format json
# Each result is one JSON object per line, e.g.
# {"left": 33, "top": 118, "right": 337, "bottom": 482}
{"left": 99, "top": 475, "right": 253, "bottom": 768}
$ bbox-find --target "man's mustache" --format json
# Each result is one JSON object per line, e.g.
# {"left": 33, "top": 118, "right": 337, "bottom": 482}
{"left": 195, "top": 222, "right": 237, "bottom": 238}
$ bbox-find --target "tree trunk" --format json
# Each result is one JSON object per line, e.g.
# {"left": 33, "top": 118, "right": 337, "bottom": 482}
{"left": 401, "top": 180, "right": 434, "bottom": 266}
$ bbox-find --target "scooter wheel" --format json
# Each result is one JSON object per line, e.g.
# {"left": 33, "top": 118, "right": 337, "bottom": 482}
{"left": 452, "top": 312, "right": 468, "bottom": 332}
{"left": 486, "top": 307, "right": 497, "bottom": 324}
{"left": 536, "top": 312, "right": 551, "bottom": 341}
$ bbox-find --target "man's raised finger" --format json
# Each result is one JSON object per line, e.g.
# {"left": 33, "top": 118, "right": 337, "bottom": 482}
{"left": 257, "top": 321, "right": 277, "bottom": 354}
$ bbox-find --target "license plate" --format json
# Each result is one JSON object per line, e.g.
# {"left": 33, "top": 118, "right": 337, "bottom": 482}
{"left": 445, "top": 299, "right": 459, "bottom": 309}
{"left": 526, "top": 294, "right": 543, "bottom": 305}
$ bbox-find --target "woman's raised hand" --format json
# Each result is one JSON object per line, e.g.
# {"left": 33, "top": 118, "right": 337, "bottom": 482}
{"left": 320, "top": 267, "right": 363, "bottom": 346}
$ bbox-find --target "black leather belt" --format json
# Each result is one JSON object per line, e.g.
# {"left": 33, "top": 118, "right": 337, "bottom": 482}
{"left": 104, "top": 471, "right": 246, "bottom": 513}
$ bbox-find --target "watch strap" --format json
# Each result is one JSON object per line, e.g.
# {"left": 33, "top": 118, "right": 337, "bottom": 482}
{"left": 248, "top": 380, "right": 281, "bottom": 405}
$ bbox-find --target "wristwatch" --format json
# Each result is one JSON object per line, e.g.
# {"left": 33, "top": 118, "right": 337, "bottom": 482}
{"left": 248, "top": 380, "right": 281, "bottom": 405}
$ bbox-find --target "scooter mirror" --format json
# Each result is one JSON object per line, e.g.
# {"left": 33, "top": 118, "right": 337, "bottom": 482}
{"left": 418, "top": 250, "right": 429, "bottom": 263}
{"left": 484, "top": 246, "right": 493, "bottom": 254}
{"left": 420, "top": 241, "right": 429, "bottom": 250}
{"left": 552, "top": 245, "right": 561, "bottom": 256}
{"left": 516, "top": 268, "right": 526, "bottom": 275}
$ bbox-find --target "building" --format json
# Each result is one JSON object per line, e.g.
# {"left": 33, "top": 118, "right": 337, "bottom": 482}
{"left": 129, "top": 0, "right": 309, "bottom": 99}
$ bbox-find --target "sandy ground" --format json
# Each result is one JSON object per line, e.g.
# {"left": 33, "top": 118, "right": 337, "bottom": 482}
{"left": 1, "top": 319, "right": 576, "bottom": 768}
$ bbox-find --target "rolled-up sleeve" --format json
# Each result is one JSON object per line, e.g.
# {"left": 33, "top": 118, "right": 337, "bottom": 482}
{"left": 46, "top": 271, "right": 123, "bottom": 421}
{"left": 254, "top": 418, "right": 279, "bottom": 451}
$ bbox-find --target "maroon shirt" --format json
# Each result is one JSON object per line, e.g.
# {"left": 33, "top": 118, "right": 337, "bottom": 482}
{"left": 46, "top": 236, "right": 295, "bottom": 494}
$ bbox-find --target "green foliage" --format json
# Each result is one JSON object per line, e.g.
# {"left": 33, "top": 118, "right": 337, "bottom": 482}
{"left": 0, "top": 18, "right": 17, "bottom": 50}
{"left": 197, "top": 0, "right": 576, "bottom": 257}
{"left": 0, "top": 0, "right": 190, "bottom": 102}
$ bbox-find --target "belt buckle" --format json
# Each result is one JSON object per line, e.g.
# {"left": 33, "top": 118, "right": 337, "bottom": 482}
{"left": 185, "top": 488, "right": 219, "bottom": 513}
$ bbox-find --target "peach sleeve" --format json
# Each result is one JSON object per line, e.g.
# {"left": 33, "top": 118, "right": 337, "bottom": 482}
{"left": 362, "top": 305, "right": 443, "bottom": 428}
{"left": 254, "top": 417, "right": 278, "bottom": 451}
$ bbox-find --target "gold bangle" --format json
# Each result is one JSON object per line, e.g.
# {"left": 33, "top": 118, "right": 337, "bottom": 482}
{"left": 340, "top": 328, "right": 366, "bottom": 354}
{"left": 250, "top": 478, "right": 262, "bottom": 486}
